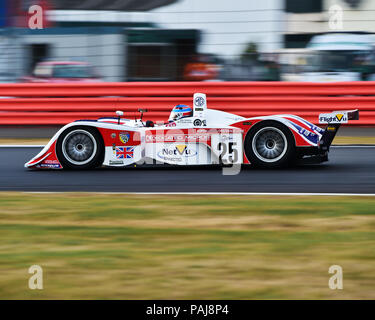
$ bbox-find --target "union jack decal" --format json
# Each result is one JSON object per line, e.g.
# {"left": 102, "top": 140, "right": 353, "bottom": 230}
{"left": 116, "top": 146, "right": 134, "bottom": 159}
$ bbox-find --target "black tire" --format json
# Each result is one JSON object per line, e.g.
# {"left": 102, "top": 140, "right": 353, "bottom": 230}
{"left": 56, "top": 126, "right": 104, "bottom": 170}
{"left": 244, "top": 120, "right": 296, "bottom": 168}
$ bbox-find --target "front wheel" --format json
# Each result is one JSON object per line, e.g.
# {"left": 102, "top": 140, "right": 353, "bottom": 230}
{"left": 244, "top": 121, "right": 295, "bottom": 168}
{"left": 56, "top": 126, "right": 104, "bottom": 169}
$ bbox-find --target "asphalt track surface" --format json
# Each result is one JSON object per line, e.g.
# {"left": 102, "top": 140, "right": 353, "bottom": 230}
{"left": 0, "top": 146, "right": 374, "bottom": 193}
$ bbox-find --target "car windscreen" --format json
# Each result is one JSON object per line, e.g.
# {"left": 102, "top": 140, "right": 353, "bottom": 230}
{"left": 303, "top": 50, "right": 372, "bottom": 73}
{"left": 52, "top": 65, "right": 94, "bottom": 78}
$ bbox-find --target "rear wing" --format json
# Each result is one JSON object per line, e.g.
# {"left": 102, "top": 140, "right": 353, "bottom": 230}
{"left": 319, "top": 109, "right": 359, "bottom": 124}
{"left": 318, "top": 109, "right": 359, "bottom": 151}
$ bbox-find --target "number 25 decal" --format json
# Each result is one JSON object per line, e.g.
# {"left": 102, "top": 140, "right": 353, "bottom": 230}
{"left": 218, "top": 142, "right": 238, "bottom": 164}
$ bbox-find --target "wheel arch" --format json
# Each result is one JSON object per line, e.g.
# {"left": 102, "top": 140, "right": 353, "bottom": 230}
{"left": 243, "top": 119, "right": 297, "bottom": 167}
{"left": 243, "top": 119, "right": 296, "bottom": 157}
{"left": 56, "top": 124, "right": 105, "bottom": 169}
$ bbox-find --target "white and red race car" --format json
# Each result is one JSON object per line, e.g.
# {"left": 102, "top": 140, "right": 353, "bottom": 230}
{"left": 25, "top": 93, "right": 359, "bottom": 170}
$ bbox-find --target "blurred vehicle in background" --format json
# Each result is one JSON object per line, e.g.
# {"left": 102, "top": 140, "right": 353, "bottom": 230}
{"left": 278, "top": 49, "right": 313, "bottom": 81}
{"left": 183, "top": 54, "right": 221, "bottom": 81}
{"left": 220, "top": 56, "right": 281, "bottom": 81}
{"left": 300, "top": 33, "right": 375, "bottom": 82}
{"left": 20, "top": 61, "right": 102, "bottom": 83}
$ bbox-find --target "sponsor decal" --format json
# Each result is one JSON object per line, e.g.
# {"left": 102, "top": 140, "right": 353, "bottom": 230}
{"left": 178, "top": 118, "right": 193, "bottom": 124}
{"left": 109, "top": 160, "right": 124, "bottom": 165}
{"left": 311, "top": 124, "right": 325, "bottom": 134}
{"left": 37, "top": 159, "right": 62, "bottom": 168}
{"left": 327, "top": 126, "right": 336, "bottom": 132}
{"left": 193, "top": 119, "right": 202, "bottom": 126}
{"left": 119, "top": 132, "right": 130, "bottom": 144}
{"left": 145, "top": 129, "right": 239, "bottom": 143}
{"left": 146, "top": 134, "right": 210, "bottom": 143}
{"left": 44, "top": 160, "right": 59, "bottom": 164}
{"left": 290, "top": 122, "right": 319, "bottom": 145}
{"left": 116, "top": 146, "right": 134, "bottom": 159}
{"left": 35, "top": 160, "right": 62, "bottom": 169}
{"left": 220, "top": 134, "right": 234, "bottom": 141}
{"left": 157, "top": 144, "right": 197, "bottom": 162}
{"left": 165, "top": 121, "right": 177, "bottom": 127}
{"left": 194, "top": 96, "right": 205, "bottom": 107}
{"left": 111, "top": 133, "right": 116, "bottom": 139}
{"left": 300, "top": 120, "right": 324, "bottom": 134}
{"left": 196, "top": 129, "right": 208, "bottom": 133}
{"left": 286, "top": 116, "right": 325, "bottom": 134}
{"left": 319, "top": 112, "right": 348, "bottom": 124}
{"left": 242, "top": 121, "right": 252, "bottom": 125}
{"left": 176, "top": 145, "right": 188, "bottom": 155}
{"left": 195, "top": 107, "right": 204, "bottom": 111}
{"left": 38, "top": 163, "right": 61, "bottom": 169}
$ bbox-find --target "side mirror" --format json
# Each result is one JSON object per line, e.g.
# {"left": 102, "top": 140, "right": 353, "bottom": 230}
{"left": 116, "top": 111, "right": 124, "bottom": 124}
{"left": 138, "top": 108, "right": 148, "bottom": 122}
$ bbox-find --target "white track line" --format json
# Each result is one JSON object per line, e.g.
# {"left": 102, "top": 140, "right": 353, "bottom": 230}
{"left": 23, "top": 192, "right": 375, "bottom": 196}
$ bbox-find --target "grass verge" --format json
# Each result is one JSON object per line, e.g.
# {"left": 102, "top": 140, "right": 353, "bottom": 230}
{"left": 0, "top": 193, "right": 375, "bottom": 299}
{"left": 333, "top": 136, "right": 375, "bottom": 145}
{"left": 0, "top": 139, "right": 48, "bottom": 145}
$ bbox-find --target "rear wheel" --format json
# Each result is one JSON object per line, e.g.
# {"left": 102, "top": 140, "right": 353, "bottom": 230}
{"left": 244, "top": 121, "right": 295, "bottom": 168}
{"left": 56, "top": 126, "right": 104, "bottom": 169}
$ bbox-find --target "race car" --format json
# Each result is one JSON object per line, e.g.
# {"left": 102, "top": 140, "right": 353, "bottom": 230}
{"left": 25, "top": 93, "right": 359, "bottom": 170}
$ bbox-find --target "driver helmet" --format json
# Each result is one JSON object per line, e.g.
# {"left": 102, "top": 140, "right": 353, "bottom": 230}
{"left": 168, "top": 104, "right": 193, "bottom": 121}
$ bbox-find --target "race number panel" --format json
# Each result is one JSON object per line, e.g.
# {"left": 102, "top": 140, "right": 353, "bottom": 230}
{"left": 211, "top": 133, "right": 243, "bottom": 164}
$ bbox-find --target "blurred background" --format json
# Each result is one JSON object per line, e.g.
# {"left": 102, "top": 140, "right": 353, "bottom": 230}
{"left": 1, "top": 0, "right": 375, "bottom": 83}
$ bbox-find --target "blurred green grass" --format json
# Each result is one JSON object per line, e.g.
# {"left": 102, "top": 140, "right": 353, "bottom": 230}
{"left": 0, "top": 193, "right": 375, "bottom": 299}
